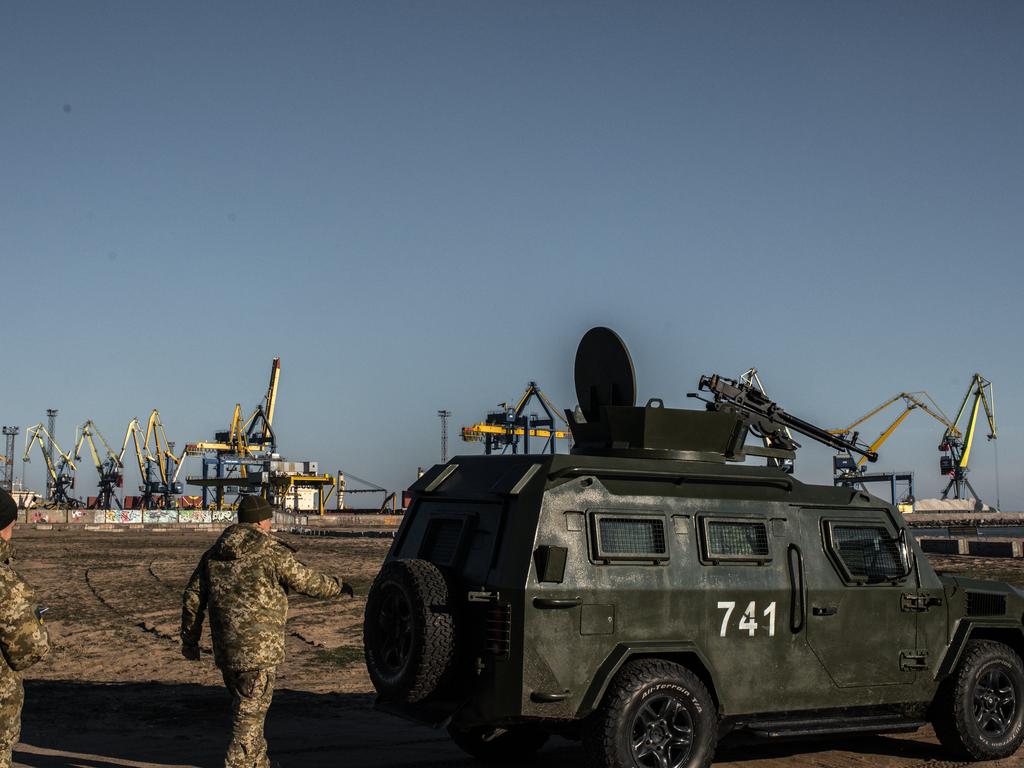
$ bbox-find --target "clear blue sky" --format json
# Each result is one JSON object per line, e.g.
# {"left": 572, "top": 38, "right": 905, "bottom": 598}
{"left": 2, "top": 3, "right": 1021, "bottom": 507}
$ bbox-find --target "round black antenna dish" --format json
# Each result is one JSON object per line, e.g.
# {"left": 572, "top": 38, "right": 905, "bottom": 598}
{"left": 575, "top": 327, "right": 637, "bottom": 422}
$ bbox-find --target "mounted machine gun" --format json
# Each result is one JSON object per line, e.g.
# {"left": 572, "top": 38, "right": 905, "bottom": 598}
{"left": 692, "top": 374, "right": 878, "bottom": 465}
{"left": 22, "top": 423, "right": 80, "bottom": 507}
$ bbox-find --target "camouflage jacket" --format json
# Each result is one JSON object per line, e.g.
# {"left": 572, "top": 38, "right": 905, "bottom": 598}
{"left": 181, "top": 523, "right": 342, "bottom": 671}
{"left": 0, "top": 539, "right": 51, "bottom": 675}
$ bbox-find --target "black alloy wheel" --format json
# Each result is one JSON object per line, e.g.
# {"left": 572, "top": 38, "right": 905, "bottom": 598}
{"left": 630, "top": 692, "right": 695, "bottom": 768}
{"left": 974, "top": 665, "right": 1017, "bottom": 739}
{"left": 376, "top": 584, "right": 414, "bottom": 676}
{"left": 584, "top": 658, "right": 716, "bottom": 768}
{"left": 932, "top": 639, "right": 1024, "bottom": 761}
{"left": 363, "top": 558, "right": 456, "bottom": 703}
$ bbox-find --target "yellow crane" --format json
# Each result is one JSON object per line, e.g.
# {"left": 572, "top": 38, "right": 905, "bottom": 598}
{"left": 73, "top": 420, "right": 138, "bottom": 509}
{"left": 22, "top": 423, "right": 79, "bottom": 508}
{"left": 185, "top": 358, "right": 282, "bottom": 508}
{"left": 830, "top": 392, "right": 954, "bottom": 468}
{"left": 461, "top": 382, "right": 571, "bottom": 455}
{"left": 940, "top": 374, "right": 996, "bottom": 503}
{"left": 187, "top": 357, "right": 280, "bottom": 458}
{"left": 130, "top": 410, "right": 188, "bottom": 509}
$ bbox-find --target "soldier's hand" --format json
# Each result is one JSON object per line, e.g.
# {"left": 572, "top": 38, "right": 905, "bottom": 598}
{"left": 181, "top": 644, "right": 201, "bottom": 661}
{"left": 341, "top": 581, "right": 355, "bottom": 599}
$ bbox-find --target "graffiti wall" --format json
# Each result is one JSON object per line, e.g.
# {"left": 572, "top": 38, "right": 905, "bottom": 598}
{"left": 105, "top": 510, "right": 143, "bottom": 524}
{"left": 178, "top": 510, "right": 212, "bottom": 524}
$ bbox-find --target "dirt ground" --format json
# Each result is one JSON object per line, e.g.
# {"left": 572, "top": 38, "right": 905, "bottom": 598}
{"left": 7, "top": 528, "right": 1024, "bottom": 768}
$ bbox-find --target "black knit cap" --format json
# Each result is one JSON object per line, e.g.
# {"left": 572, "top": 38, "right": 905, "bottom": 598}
{"left": 0, "top": 488, "right": 17, "bottom": 530}
{"left": 237, "top": 495, "right": 273, "bottom": 524}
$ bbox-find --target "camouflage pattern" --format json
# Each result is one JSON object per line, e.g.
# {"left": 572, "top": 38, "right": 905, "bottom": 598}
{"left": 222, "top": 667, "right": 276, "bottom": 768}
{"left": 0, "top": 538, "right": 50, "bottom": 768}
{"left": 181, "top": 523, "right": 343, "bottom": 670}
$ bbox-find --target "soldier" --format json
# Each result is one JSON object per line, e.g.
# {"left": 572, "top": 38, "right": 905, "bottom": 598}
{"left": 180, "top": 495, "right": 353, "bottom": 768}
{"left": 0, "top": 488, "right": 51, "bottom": 768}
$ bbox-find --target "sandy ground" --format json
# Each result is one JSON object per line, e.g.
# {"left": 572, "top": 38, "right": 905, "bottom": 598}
{"left": 7, "top": 528, "right": 1024, "bottom": 768}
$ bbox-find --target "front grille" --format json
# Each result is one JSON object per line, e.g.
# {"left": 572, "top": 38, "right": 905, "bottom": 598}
{"left": 484, "top": 603, "right": 511, "bottom": 658}
{"left": 967, "top": 592, "right": 1007, "bottom": 617}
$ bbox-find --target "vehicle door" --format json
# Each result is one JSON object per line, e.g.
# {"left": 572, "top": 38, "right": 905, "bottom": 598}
{"left": 802, "top": 509, "right": 918, "bottom": 687}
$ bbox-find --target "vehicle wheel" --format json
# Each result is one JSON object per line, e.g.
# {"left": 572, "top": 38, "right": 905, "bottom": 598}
{"left": 363, "top": 559, "right": 455, "bottom": 703}
{"left": 448, "top": 725, "right": 549, "bottom": 762}
{"left": 584, "top": 659, "right": 717, "bottom": 768}
{"left": 932, "top": 639, "right": 1024, "bottom": 760}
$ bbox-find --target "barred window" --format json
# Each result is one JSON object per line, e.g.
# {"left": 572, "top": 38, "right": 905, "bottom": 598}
{"left": 831, "top": 525, "right": 903, "bottom": 582}
{"left": 702, "top": 519, "right": 770, "bottom": 561}
{"left": 421, "top": 518, "right": 464, "bottom": 566}
{"left": 593, "top": 515, "right": 668, "bottom": 561}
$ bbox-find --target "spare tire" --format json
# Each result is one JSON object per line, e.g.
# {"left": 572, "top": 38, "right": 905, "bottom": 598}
{"left": 363, "top": 558, "right": 455, "bottom": 702}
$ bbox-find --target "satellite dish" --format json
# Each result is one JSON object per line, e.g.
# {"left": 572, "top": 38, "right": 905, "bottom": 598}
{"left": 575, "top": 327, "right": 637, "bottom": 421}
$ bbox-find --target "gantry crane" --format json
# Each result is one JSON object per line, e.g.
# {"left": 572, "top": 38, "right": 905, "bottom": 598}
{"left": 130, "top": 410, "right": 187, "bottom": 510}
{"left": 186, "top": 358, "right": 283, "bottom": 508}
{"left": 830, "top": 392, "right": 953, "bottom": 470}
{"left": 461, "top": 382, "right": 571, "bottom": 455}
{"left": 940, "top": 374, "right": 996, "bottom": 503}
{"left": 22, "top": 423, "right": 80, "bottom": 508}
{"left": 74, "top": 419, "right": 138, "bottom": 509}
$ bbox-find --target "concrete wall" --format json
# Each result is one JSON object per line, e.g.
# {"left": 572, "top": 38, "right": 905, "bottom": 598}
{"left": 17, "top": 508, "right": 237, "bottom": 525}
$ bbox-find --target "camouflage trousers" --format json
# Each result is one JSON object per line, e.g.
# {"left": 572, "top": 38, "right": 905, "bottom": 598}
{"left": 222, "top": 667, "right": 276, "bottom": 768}
{"left": 0, "top": 668, "right": 24, "bottom": 768}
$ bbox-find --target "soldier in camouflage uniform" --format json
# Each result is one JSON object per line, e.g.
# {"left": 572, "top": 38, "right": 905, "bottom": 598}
{"left": 0, "top": 488, "right": 51, "bottom": 768}
{"left": 181, "top": 495, "right": 353, "bottom": 768}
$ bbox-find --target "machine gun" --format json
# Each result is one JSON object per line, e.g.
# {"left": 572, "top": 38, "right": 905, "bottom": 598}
{"left": 692, "top": 374, "right": 879, "bottom": 465}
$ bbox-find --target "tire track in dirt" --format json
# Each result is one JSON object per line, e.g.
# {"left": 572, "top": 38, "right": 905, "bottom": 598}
{"left": 84, "top": 564, "right": 182, "bottom": 642}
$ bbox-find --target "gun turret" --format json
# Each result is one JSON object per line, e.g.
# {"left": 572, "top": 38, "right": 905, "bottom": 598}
{"left": 694, "top": 374, "right": 879, "bottom": 464}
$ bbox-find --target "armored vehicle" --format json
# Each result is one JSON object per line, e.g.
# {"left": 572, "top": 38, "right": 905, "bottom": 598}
{"left": 364, "top": 328, "right": 1024, "bottom": 768}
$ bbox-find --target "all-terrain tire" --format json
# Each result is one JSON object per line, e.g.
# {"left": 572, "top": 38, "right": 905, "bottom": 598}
{"left": 448, "top": 724, "right": 550, "bottom": 762}
{"left": 584, "top": 659, "right": 717, "bottom": 768}
{"left": 363, "top": 558, "right": 455, "bottom": 703}
{"left": 932, "top": 639, "right": 1024, "bottom": 761}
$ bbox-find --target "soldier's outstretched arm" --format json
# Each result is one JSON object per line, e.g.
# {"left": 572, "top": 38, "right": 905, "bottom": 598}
{"left": 0, "top": 569, "right": 50, "bottom": 672}
{"left": 277, "top": 552, "right": 346, "bottom": 599}
{"left": 180, "top": 554, "right": 209, "bottom": 657}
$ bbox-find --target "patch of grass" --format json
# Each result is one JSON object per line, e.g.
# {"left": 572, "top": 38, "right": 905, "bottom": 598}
{"left": 315, "top": 645, "right": 365, "bottom": 667}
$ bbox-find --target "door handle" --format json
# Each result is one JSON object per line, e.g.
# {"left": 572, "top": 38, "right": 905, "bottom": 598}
{"left": 812, "top": 606, "right": 838, "bottom": 616}
{"left": 787, "top": 544, "right": 806, "bottom": 633}
{"left": 533, "top": 597, "right": 581, "bottom": 609}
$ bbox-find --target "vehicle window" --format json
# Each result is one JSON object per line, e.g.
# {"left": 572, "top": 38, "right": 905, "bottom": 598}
{"left": 700, "top": 518, "right": 770, "bottom": 562}
{"left": 419, "top": 517, "right": 466, "bottom": 567}
{"left": 592, "top": 514, "right": 668, "bottom": 562}
{"left": 830, "top": 525, "right": 903, "bottom": 582}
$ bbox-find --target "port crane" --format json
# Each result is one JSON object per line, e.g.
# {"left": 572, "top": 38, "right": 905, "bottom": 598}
{"left": 829, "top": 391, "right": 953, "bottom": 476}
{"left": 186, "top": 358, "right": 283, "bottom": 508}
{"left": 940, "top": 373, "right": 996, "bottom": 503}
{"left": 461, "top": 382, "right": 571, "bottom": 455}
{"left": 827, "top": 392, "right": 952, "bottom": 507}
{"left": 74, "top": 419, "right": 137, "bottom": 509}
{"left": 22, "top": 423, "right": 80, "bottom": 508}
{"left": 131, "top": 410, "right": 187, "bottom": 509}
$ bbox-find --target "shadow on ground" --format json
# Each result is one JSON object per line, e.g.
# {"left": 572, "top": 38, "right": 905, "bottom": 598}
{"left": 17, "top": 680, "right": 954, "bottom": 768}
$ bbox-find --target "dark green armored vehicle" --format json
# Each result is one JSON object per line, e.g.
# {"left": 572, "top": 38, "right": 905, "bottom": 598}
{"left": 364, "top": 328, "right": 1024, "bottom": 768}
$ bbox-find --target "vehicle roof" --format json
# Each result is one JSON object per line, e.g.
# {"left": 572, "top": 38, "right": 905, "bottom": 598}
{"left": 409, "top": 452, "right": 888, "bottom": 510}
